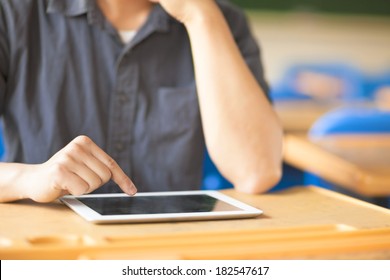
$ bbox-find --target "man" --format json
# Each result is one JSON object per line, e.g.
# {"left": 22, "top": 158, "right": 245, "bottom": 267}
{"left": 0, "top": 0, "right": 282, "bottom": 203}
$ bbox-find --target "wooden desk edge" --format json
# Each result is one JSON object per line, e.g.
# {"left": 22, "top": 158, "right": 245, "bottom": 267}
{"left": 283, "top": 134, "right": 390, "bottom": 196}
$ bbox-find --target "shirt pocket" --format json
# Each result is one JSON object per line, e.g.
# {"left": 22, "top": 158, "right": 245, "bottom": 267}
{"left": 155, "top": 85, "right": 200, "bottom": 137}
{"left": 149, "top": 85, "right": 203, "bottom": 188}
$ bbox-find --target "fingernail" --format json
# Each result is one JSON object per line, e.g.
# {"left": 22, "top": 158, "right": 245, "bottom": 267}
{"left": 129, "top": 182, "right": 137, "bottom": 196}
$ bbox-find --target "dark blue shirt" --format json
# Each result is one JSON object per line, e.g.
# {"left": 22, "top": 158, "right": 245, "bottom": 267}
{"left": 0, "top": 0, "right": 268, "bottom": 192}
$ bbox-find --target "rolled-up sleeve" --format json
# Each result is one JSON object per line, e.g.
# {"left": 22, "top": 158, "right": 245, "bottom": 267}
{"left": 0, "top": 2, "right": 9, "bottom": 115}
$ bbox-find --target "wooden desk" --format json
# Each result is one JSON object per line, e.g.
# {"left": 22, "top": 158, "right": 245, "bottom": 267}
{"left": 274, "top": 100, "right": 377, "bottom": 133}
{"left": 283, "top": 134, "right": 390, "bottom": 196}
{"left": 274, "top": 100, "right": 342, "bottom": 132}
{"left": 1, "top": 186, "right": 390, "bottom": 260}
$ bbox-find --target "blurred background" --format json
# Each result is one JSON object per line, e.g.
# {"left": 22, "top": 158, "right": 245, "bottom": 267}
{"left": 232, "top": 0, "right": 390, "bottom": 86}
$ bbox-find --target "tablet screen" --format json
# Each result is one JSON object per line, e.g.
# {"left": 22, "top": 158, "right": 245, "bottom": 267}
{"left": 77, "top": 194, "right": 242, "bottom": 216}
{"left": 61, "top": 191, "right": 263, "bottom": 224}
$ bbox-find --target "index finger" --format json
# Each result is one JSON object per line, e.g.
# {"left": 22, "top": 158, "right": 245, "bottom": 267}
{"left": 105, "top": 156, "right": 137, "bottom": 195}
{"left": 77, "top": 136, "right": 137, "bottom": 195}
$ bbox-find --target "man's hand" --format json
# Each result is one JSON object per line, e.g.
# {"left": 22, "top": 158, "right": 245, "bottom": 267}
{"left": 150, "top": 0, "right": 218, "bottom": 25}
{"left": 22, "top": 136, "right": 137, "bottom": 203}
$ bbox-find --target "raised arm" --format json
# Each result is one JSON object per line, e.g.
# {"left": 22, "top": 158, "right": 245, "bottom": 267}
{"left": 153, "top": 0, "right": 283, "bottom": 193}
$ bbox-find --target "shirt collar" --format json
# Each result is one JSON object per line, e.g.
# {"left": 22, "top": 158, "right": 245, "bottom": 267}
{"left": 46, "top": 0, "right": 171, "bottom": 32}
{"left": 141, "top": 4, "right": 171, "bottom": 33}
{"left": 46, "top": 0, "right": 91, "bottom": 17}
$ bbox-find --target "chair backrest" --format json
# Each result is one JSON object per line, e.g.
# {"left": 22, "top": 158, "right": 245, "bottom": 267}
{"left": 270, "top": 63, "right": 367, "bottom": 102}
{"left": 306, "top": 106, "right": 390, "bottom": 208}
{"left": 309, "top": 107, "right": 390, "bottom": 138}
{"left": 363, "top": 69, "right": 390, "bottom": 100}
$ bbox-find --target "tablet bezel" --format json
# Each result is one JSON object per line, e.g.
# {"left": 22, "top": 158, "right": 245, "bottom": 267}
{"left": 60, "top": 190, "right": 262, "bottom": 224}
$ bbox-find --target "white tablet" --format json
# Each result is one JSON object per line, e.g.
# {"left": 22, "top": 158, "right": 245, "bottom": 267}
{"left": 60, "top": 190, "right": 262, "bottom": 224}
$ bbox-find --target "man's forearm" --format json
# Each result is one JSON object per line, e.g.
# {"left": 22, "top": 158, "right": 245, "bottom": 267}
{"left": 0, "top": 163, "right": 31, "bottom": 202}
{"left": 183, "top": 4, "right": 283, "bottom": 193}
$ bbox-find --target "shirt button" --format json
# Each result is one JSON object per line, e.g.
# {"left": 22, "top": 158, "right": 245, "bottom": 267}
{"left": 118, "top": 94, "right": 128, "bottom": 102}
{"left": 115, "top": 142, "right": 125, "bottom": 152}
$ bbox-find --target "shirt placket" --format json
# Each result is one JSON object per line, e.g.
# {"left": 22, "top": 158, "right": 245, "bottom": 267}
{"left": 107, "top": 51, "right": 139, "bottom": 181}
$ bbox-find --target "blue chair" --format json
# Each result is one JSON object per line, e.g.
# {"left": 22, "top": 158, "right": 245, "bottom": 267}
{"left": 305, "top": 106, "right": 390, "bottom": 207}
{"left": 0, "top": 122, "right": 4, "bottom": 161}
{"left": 270, "top": 63, "right": 368, "bottom": 102}
{"left": 201, "top": 150, "right": 233, "bottom": 190}
{"left": 309, "top": 107, "right": 390, "bottom": 136}
{"left": 271, "top": 65, "right": 390, "bottom": 193}
{"left": 269, "top": 63, "right": 368, "bottom": 193}
{"left": 363, "top": 69, "right": 390, "bottom": 100}
{"left": 268, "top": 163, "right": 304, "bottom": 192}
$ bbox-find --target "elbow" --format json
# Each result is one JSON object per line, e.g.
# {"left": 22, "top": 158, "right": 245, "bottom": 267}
{"left": 233, "top": 166, "right": 282, "bottom": 194}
